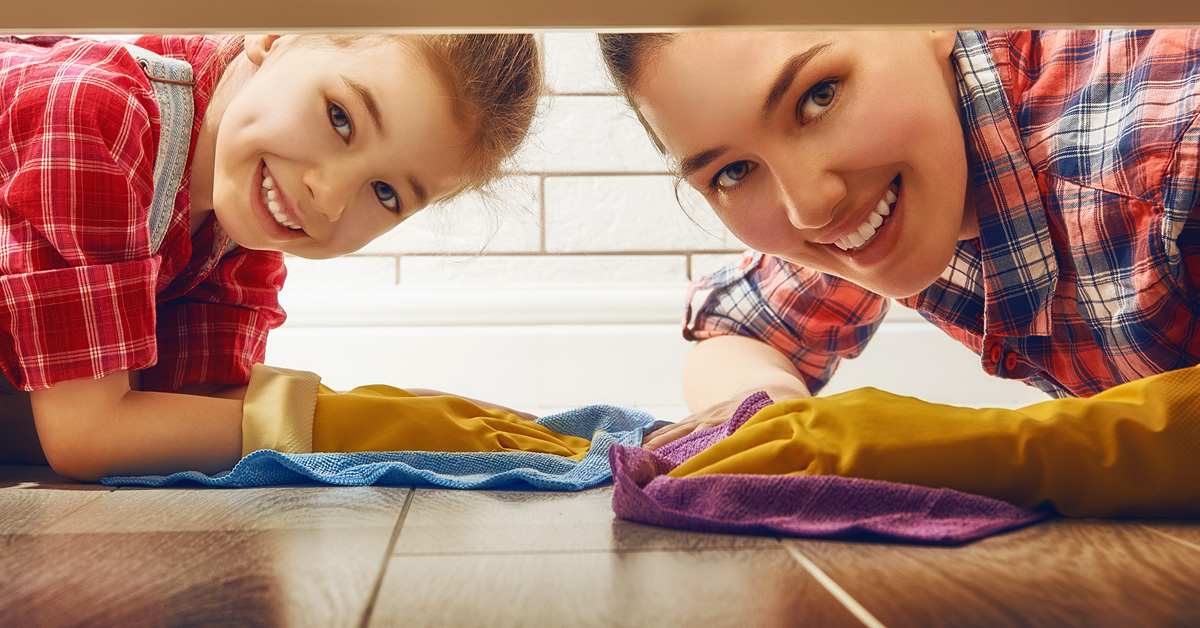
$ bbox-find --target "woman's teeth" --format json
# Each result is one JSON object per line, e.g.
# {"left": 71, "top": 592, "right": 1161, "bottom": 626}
{"left": 835, "top": 186, "right": 897, "bottom": 251}
{"left": 261, "top": 165, "right": 302, "bottom": 230}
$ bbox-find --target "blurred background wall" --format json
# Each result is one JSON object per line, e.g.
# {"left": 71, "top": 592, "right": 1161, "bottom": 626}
{"left": 266, "top": 32, "right": 1048, "bottom": 417}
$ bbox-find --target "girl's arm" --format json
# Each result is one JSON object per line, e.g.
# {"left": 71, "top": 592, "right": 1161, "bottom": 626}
{"left": 29, "top": 370, "right": 245, "bottom": 482}
{"left": 642, "top": 334, "right": 813, "bottom": 450}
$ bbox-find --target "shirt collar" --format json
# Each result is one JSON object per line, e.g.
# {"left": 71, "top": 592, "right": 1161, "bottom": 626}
{"left": 953, "top": 31, "right": 1058, "bottom": 338}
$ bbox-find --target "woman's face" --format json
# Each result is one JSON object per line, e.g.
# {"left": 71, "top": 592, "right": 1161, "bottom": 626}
{"left": 633, "top": 31, "right": 976, "bottom": 298}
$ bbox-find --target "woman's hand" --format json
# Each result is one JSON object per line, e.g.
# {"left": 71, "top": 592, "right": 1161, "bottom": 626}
{"left": 643, "top": 382, "right": 810, "bottom": 450}
{"left": 647, "top": 335, "right": 812, "bottom": 450}
{"left": 643, "top": 396, "right": 748, "bottom": 450}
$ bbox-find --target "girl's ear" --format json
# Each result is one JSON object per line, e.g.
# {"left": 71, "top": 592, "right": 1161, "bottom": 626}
{"left": 244, "top": 34, "right": 286, "bottom": 68}
{"left": 928, "top": 31, "right": 958, "bottom": 58}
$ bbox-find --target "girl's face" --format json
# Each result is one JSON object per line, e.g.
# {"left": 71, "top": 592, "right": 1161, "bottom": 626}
{"left": 634, "top": 31, "right": 976, "bottom": 298}
{"left": 196, "top": 35, "right": 469, "bottom": 259}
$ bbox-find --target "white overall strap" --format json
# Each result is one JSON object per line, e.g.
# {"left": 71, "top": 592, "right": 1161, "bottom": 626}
{"left": 123, "top": 43, "right": 194, "bottom": 254}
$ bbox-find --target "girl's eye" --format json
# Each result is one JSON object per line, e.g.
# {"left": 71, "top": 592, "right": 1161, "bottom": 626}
{"left": 712, "top": 161, "right": 755, "bottom": 190}
{"left": 798, "top": 80, "right": 837, "bottom": 124}
{"left": 328, "top": 102, "right": 352, "bottom": 141}
{"left": 373, "top": 181, "right": 401, "bottom": 214}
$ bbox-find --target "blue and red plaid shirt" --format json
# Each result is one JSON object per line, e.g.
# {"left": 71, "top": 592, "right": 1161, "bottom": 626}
{"left": 685, "top": 30, "right": 1200, "bottom": 399}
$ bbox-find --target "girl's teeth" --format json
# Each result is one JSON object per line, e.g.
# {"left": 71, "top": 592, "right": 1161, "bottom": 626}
{"left": 261, "top": 164, "right": 303, "bottom": 230}
{"left": 885, "top": 189, "right": 897, "bottom": 204}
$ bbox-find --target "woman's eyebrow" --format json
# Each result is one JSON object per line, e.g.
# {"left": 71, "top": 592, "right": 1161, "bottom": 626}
{"left": 679, "top": 41, "right": 834, "bottom": 181}
{"left": 760, "top": 42, "right": 833, "bottom": 122}
{"left": 679, "top": 146, "right": 731, "bottom": 182}
{"left": 342, "top": 76, "right": 384, "bottom": 135}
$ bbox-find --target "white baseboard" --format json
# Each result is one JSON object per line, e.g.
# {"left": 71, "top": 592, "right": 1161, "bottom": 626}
{"left": 267, "top": 287, "right": 1049, "bottom": 417}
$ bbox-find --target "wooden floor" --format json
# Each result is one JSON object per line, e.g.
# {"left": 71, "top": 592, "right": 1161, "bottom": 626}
{"left": 2, "top": 463, "right": 1199, "bottom": 628}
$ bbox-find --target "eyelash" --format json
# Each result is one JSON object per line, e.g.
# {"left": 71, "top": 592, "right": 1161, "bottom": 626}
{"left": 327, "top": 101, "right": 402, "bottom": 215}
{"left": 706, "top": 79, "right": 840, "bottom": 194}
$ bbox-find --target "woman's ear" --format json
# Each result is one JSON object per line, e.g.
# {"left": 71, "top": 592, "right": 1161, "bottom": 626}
{"left": 243, "top": 34, "right": 286, "bottom": 68}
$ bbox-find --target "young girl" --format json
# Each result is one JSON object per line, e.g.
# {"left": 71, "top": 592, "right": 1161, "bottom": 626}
{"left": 0, "top": 33, "right": 541, "bottom": 479}
{"left": 598, "top": 31, "right": 1200, "bottom": 449}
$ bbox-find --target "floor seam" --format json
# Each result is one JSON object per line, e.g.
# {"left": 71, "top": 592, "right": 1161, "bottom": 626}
{"left": 358, "top": 488, "right": 414, "bottom": 628}
{"left": 390, "top": 545, "right": 776, "bottom": 558}
{"left": 1140, "top": 524, "right": 1200, "bottom": 554}
{"left": 781, "top": 542, "right": 889, "bottom": 628}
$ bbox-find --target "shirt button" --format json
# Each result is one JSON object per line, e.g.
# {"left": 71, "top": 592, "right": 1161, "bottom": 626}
{"left": 989, "top": 344, "right": 1002, "bottom": 363}
{"left": 1003, "top": 352, "right": 1019, "bottom": 371}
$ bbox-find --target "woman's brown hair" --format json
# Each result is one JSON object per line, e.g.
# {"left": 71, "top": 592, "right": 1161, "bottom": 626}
{"left": 597, "top": 33, "right": 676, "bottom": 154}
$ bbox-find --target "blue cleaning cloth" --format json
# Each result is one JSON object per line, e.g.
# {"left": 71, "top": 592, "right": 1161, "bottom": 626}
{"left": 101, "top": 405, "right": 665, "bottom": 489}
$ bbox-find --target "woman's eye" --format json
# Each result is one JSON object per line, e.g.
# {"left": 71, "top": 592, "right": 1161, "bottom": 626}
{"left": 328, "top": 102, "right": 352, "bottom": 141}
{"left": 373, "top": 181, "right": 401, "bottom": 213}
{"left": 713, "top": 161, "right": 754, "bottom": 190}
{"left": 798, "top": 80, "right": 837, "bottom": 124}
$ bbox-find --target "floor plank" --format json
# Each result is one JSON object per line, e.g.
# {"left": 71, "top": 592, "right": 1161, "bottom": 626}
{"left": 0, "top": 485, "right": 410, "bottom": 628}
{"left": 1139, "top": 520, "right": 1200, "bottom": 554}
{"left": 369, "top": 548, "right": 869, "bottom": 628}
{"left": 394, "top": 486, "right": 777, "bottom": 554}
{"left": 47, "top": 485, "right": 409, "bottom": 533}
{"left": 788, "top": 518, "right": 1200, "bottom": 628}
{"left": 0, "top": 464, "right": 111, "bottom": 549}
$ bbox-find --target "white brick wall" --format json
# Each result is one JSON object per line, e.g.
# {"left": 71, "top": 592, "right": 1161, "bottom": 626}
{"left": 266, "top": 32, "right": 1049, "bottom": 417}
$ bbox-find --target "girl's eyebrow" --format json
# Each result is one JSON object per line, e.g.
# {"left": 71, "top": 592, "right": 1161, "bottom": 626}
{"left": 409, "top": 176, "right": 428, "bottom": 207}
{"left": 760, "top": 42, "right": 833, "bottom": 122}
{"left": 342, "top": 76, "right": 384, "bottom": 135}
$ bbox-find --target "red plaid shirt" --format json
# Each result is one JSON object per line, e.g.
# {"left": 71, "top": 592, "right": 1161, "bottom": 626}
{"left": 0, "top": 35, "right": 287, "bottom": 392}
{"left": 685, "top": 30, "right": 1200, "bottom": 399}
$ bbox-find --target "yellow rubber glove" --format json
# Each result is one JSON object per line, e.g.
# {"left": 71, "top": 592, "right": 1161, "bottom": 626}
{"left": 241, "top": 364, "right": 592, "bottom": 460}
{"left": 668, "top": 366, "right": 1200, "bottom": 517}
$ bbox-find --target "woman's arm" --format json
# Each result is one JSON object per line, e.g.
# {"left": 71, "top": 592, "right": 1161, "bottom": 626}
{"left": 643, "top": 335, "right": 813, "bottom": 450}
{"left": 29, "top": 370, "right": 245, "bottom": 481}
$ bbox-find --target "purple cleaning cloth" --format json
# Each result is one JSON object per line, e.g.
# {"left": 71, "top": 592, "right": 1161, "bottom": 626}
{"left": 610, "top": 392, "right": 1048, "bottom": 546}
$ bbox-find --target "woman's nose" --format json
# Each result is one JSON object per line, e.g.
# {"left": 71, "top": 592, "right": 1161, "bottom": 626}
{"left": 774, "top": 167, "right": 843, "bottom": 231}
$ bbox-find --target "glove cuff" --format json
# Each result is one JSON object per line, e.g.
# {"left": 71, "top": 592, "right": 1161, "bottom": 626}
{"left": 241, "top": 364, "right": 321, "bottom": 456}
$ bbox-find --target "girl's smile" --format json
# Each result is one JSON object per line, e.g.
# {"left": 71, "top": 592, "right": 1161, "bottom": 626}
{"left": 259, "top": 162, "right": 303, "bottom": 232}
{"left": 192, "top": 35, "right": 471, "bottom": 260}
{"left": 250, "top": 160, "right": 307, "bottom": 241}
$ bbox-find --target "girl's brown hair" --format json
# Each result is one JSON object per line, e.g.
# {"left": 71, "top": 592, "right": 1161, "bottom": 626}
{"left": 318, "top": 34, "right": 543, "bottom": 195}
{"left": 418, "top": 34, "right": 542, "bottom": 192}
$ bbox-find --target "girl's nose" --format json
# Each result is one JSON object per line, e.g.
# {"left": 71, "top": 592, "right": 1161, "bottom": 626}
{"left": 303, "top": 165, "right": 351, "bottom": 223}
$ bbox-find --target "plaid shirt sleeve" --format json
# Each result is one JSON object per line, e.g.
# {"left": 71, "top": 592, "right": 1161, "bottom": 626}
{"left": 0, "top": 40, "right": 164, "bottom": 391}
{"left": 684, "top": 252, "right": 890, "bottom": 394}
{"left": 143, "top": 247, "right": 287, "bottom": 392}
{"left": 0, "top": 36, "right": 276, "bottom": 393}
